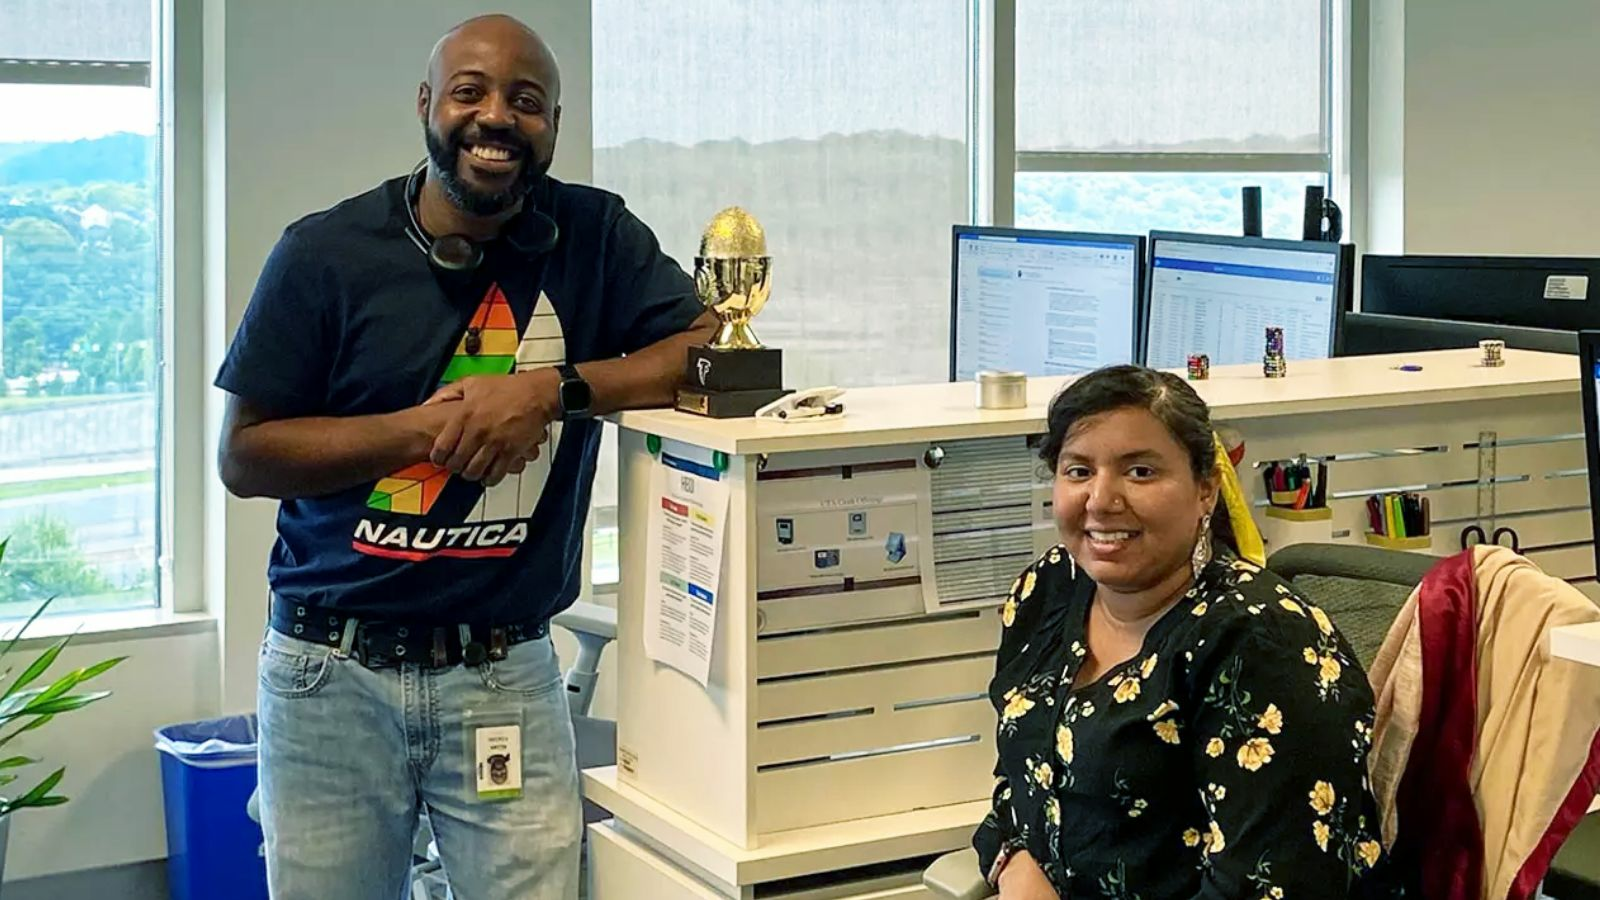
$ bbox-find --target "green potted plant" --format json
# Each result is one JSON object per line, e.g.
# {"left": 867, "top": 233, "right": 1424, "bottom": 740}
{"left": 0, "top": 538, "right": 125, "bottom": 886}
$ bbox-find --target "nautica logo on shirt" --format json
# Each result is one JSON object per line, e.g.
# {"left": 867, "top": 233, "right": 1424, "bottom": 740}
{"left": 351, "top": 281, "right": 566, "bottom": 562}
{"left": 351, "top": 519, "right": 529, "bottom": 560}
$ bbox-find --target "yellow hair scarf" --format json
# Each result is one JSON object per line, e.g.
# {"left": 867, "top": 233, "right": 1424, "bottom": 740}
{"left": 1213, "top": 432, "right": 1266, "bottom": 566}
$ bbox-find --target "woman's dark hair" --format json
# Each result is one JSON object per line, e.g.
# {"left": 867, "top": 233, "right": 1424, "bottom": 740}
{"left": 1039, "top": 365, "right": 1236, "bottom": 552}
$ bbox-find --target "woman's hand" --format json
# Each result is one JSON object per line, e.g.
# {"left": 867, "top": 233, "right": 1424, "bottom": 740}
{"left": 997, "top": 850, "right": 1060, "bottom": 900}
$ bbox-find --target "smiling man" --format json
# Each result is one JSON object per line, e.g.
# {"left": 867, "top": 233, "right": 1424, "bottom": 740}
{"left": 215, "top": 15, "right": 712, "bottom": 900}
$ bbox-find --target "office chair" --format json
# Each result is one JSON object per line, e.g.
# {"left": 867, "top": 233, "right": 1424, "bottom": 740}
{"left": 1264, "top": 543, "right": 1438, "bottom": 669}
{"left": 922, "top": 543, "right": 1440, "bottom": 899}
{"left": 244, "top": 601, "right": 619, "bottom": 900}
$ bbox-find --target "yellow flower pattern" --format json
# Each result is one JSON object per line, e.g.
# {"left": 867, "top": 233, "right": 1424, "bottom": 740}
{"left": 976, "top": 549, "right": 1389, "bottom": 897}
{"left": 1309, "top": 781, "right": 1336, "bottom": 816}
{"left": 1154, "top": 719, "right": 1180, "bottom": 744}
{"left": 1236, "top": 737, "right": 1276, "bottom": 771}
{"left": 1257, "top": 704, "right": 1284, "bottom": 735}
{"left": 1310, "top": 606, "right": 1334, "bottom": 636}
{"left": 1001, "top": 689, "right": 1034, "bottom": 723}
{"left": 1112, "top": 676, "right": 1142, "bottom": 703}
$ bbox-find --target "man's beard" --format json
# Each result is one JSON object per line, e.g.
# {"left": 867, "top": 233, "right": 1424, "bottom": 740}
{"left": 423, "top": 124, "right": 550, "bottom": 217}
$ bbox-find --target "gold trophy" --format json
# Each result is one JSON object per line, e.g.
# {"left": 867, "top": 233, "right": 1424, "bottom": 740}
{"left": 675, "top": 207, "right": 792, "bottom": 418}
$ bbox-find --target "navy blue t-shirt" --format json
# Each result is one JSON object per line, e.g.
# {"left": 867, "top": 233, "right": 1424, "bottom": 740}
{"left": 216, "top": 175, "right": 700, "bottom": 625}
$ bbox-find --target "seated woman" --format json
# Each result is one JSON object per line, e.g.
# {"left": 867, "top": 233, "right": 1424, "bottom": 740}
{"left": 974, "top": 366, "right": 1397, "bottom": 900}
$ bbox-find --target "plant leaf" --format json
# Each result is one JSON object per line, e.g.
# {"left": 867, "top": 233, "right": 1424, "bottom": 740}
{"left": 0, "top": 688, "right": 49, "bottom": 721}
{"left": 22, "top": 796, "right": 69, "bottom": 808}
{"left": 0, "top": 756, "right": 37, "bottom": 770}
{"left": 1, "top": 637, "right": 69, "bottom": 701}
{"left": 0, "top": 713, "right": 56, "bottom": 749}
{"left": 20, "top": 692, "right": 111, "bottom": 717}
{"left": 11, "top": 767, "right": 65, "bottom": 808}
{"left": 0, "top": 597, "right": 57, "bottom": 664}
{"left": 70, "top": 657, "right": 125, "bottom": 684}
{"left": 0, "top": 538, "right": 7, "bottom": 566}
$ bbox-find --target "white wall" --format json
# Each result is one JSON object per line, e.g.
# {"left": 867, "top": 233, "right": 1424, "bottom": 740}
{"left": 1367, "top": 0, "right": 1600, "bottom": 255}
{"left": 4, "top": 0, "right": 594, "bottom": 883}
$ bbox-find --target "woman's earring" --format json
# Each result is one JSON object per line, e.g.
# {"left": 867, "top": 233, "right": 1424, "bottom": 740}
{"left": 1191, "top": 513, "right": 1213, "bottom": 579}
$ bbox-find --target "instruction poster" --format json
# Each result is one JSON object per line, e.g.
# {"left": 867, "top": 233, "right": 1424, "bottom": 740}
{"left": 642, "top": 451, "right": 729, "bottom": 687}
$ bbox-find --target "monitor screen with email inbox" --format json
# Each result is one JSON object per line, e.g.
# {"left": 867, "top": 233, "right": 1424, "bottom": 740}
{"left": 950, "top": 227, "right": 1145, "bottom": 382}
{"left": 1144, "top": 232, "right": 1343, "bottom": 370}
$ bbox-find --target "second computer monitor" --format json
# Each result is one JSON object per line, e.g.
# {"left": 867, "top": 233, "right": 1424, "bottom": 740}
{"left": 1143, "top": 232, "right": 1345, "bottom": 371}
{"left": 949, "top": 226, "right": 1145, "bottom": 382}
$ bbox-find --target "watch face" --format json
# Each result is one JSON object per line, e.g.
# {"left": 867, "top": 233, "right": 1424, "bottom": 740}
{"left": 560, "top": 376, "right": 592, "bottom": 415}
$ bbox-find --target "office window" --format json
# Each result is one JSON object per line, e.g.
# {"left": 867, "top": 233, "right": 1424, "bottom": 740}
{"left": 590, "top": 0, "right": 973, "bottom": 585}
{"left": 0, "top": 0, "right": 162, "bottom": 615}
{"left": 1012, "top": 0, "right": 1333, "bottom": 236}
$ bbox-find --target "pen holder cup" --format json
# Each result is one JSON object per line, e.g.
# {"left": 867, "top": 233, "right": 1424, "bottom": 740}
{"left": 1258, "top": 505, "right": 1333, "bottom": 552}
{"left": 1269, "top": 491, "right": 1304, "bottom": 507}
{"left": 1364, "top": 533, "right": 1433, "bottom": 551}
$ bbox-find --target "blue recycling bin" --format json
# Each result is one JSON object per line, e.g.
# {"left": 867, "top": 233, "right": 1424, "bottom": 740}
{"left": 155, "top": 714, "right": 268, "bottom": 900}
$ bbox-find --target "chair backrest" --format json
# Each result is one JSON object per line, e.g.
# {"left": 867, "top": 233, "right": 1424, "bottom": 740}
{"left": 1265, "top": 543, "right": 1438, "bottom": 669}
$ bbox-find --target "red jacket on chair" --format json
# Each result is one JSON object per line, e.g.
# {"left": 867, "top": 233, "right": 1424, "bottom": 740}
{"left": 1368, "top": 546, "right": 1600, "bottom": 900}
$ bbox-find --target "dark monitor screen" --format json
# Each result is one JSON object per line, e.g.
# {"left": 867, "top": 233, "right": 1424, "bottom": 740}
{"left": 1337, "top": 311, "right": 1577, "bottom": 357}
{"left": 1363, "top": 255, "right": 1600, "bottom": 330}
{"left": 1144, "top": 232, "right": 1345, "bottom": 369}
{"left": 949, "top": 226, "right": 1145, "bottom": 381}
{"left": 1578, "top": 331, "right": 1600, "bottom": 577}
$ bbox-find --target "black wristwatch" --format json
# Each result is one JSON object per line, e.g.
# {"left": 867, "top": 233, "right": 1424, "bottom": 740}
{"left": 555, "top": 364, "right": 593, "bottom": 420}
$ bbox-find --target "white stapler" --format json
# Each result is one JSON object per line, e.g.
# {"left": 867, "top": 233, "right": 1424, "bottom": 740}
{"left": 755, "top": 387, "right": 846, "bottom": 422}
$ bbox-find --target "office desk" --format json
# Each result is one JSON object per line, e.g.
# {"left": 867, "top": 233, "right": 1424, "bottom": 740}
{"left": 587, "top": 347, "right": 1591, "bottom": 899}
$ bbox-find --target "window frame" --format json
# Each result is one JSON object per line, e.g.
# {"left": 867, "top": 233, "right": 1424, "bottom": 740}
{"left": 0, "top": 0, "right": 184, "bottom": 623}
{"left": 986, "top": 0, "right": 1346, "bottom": 230}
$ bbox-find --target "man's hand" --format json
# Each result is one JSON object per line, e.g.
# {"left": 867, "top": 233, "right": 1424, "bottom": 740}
{"left": 426, "top": 369, "right": 560, "bottom": 485}
{"left": 997, "top": 851, "right": 1059, "bottom": 900}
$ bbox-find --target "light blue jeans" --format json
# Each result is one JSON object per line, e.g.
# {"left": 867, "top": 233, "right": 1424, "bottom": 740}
{"left": 256, "top": 628, "right": 581, "bottom": 900}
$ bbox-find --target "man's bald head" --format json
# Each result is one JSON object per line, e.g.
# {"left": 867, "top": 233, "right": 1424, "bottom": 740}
{"left": 426, "top": 14, "right": 560, "bottom": 104}
{"left": 417, "top": 14, "right": 562, "bottom": 217}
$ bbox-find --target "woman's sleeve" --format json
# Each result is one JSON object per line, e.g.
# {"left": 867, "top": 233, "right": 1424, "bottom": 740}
{"left": 1183, "top": 605, "right": 1388, "bottom": 899}
{"left": 972, "top": 548, "right": 1074, "bottom": 884}
{"left": 973, "top": 762, "right": 1027, "bottom": 885}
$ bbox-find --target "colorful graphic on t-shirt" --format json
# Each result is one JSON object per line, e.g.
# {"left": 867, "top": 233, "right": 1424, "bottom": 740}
{"left": 353, "top": 282, "right": 566, "bottom": 560}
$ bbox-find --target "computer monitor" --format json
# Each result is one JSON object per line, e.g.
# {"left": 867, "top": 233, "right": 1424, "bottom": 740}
{"left": 1143, "top": 232, "right": 1346, "bottom": 370}
{"left": 1577, "top": 331, "right": 1600, "bottom": 576}
{"left": 949, "top": 226, "right": 1145, "bottom": 381}
{"left": 1337, "top": 311, "right": 1577, "bottom": 357}
{"left": 1364, "top": 255, "right": 1600, "bottom": 331}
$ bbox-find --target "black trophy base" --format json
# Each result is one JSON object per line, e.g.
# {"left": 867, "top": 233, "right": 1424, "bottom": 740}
{"left": 686, "top": 345, "right": 784, "bottom": 392}
{"left": 676, "top": 386, "right": 793, "bottom": 419}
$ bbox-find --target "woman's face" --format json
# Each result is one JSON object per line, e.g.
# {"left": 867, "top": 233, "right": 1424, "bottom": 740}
{"left": 1052, "top": 406, "right": 1219, "bottom": 593}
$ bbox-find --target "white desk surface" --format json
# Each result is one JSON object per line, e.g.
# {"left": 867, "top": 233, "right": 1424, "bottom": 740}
{"left": 614, "top": 348, "right": 1580, "bottom": 456}
{"left": 1551, "top": 623, "right": 1600, "bottom": 670}
{"left": 582, "top": 766, "right": 986, "bottom": 886}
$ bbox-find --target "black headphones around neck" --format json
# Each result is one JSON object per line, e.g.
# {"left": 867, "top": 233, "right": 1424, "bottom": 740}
{"left": 403, "top": 161, "right": 559, "bottom": 273}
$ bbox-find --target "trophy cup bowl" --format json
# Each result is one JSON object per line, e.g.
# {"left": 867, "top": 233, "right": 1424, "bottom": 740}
{"left": 675, "top": 207, "right": 792, "bottom": 418}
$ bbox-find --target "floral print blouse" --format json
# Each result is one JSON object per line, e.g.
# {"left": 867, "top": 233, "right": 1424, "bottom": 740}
{"left": 974, "top": 547, "right": 1400, "bottom": 899}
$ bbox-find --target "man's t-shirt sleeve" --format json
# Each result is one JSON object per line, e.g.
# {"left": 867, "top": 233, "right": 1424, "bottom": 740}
{"left": 604, "top": 206, "right": 703, "bottom": 356}
{"left": 214, "top": 230, "right": 333, "bottom": 416}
